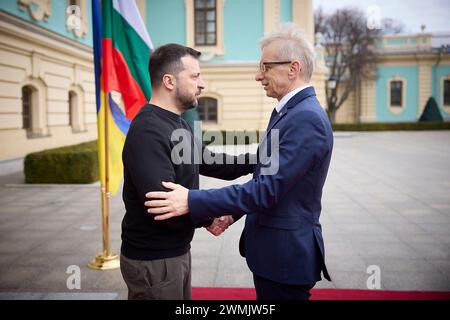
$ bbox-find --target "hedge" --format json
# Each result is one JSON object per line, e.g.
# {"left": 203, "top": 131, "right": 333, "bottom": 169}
{"left": 24, "top": 141, "right": 98, "bottom": 184}
{"left": 22, "top": 121, "right": 450, "bottom": 183}
{"left": 331, "top": 121, "right": 450, "bottom": 131}
{"left": 202, "top": 122, "right": 450, "bottom": 145}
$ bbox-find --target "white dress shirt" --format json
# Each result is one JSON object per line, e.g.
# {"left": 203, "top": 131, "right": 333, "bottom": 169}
{"left": 275, "top": 85, "right": 311, "bottom": 113}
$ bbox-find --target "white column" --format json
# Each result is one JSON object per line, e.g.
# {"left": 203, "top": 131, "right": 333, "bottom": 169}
{"left": 292, "top": 0, "right": 314, "bottom": 45}
{"left": 417, "top": 59, "right": 432, "bottom": 117}
{"left": 264, "top": 0, "right": 280, "bottom": 35}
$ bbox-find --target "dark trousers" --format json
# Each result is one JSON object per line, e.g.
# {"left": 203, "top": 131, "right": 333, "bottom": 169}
{"left": 120, "top": 251, "right": 191, "bottom": 300}
{"left": 253, "top": 274, "right": 315, "bottom": 300}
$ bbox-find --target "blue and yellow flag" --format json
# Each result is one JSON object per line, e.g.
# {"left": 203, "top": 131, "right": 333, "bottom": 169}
{"left": 92, "top": 0, "right": 153, "bottom": 194}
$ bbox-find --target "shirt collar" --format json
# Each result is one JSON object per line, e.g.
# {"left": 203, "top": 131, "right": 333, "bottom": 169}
{"left": 275, "top": 85, "right": 311, "bottom": 113}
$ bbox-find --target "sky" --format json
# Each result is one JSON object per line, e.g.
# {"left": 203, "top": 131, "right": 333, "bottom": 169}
{"left": 313, "top": 0, "right": 450, "bottom": 34}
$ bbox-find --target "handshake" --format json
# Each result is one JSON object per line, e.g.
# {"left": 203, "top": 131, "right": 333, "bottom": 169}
{"left": 144, "top": 181, "right": 234, "bottom": 236}
{"left": 205, "top": 215, "right": 234, "bottom": 236}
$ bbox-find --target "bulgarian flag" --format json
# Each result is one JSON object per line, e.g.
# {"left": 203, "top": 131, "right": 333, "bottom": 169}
{"left": 92, "top": 0, "right": 153, "bottom": 194}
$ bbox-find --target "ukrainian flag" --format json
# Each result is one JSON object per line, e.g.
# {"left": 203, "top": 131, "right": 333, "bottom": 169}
{"left": 92, "top": 0, "right": 153, "bottom": 194}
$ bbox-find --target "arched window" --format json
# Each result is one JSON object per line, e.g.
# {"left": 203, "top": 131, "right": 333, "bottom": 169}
{"left": 68, "top": 88, "right": 85, "bottom": 132}
{"left": 198, "top": 97, "right": 218, "bottom": 123}
{"left": 20, "top": 78, "right": 49, "bottom": 138}
{"left": 69, "top": 90, "right": 75, "bottom": 127}
{"left": 22, "top": 86, "right": 32, "bottom": 132}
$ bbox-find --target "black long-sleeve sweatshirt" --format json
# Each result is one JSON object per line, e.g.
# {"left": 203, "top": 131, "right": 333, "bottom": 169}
{"left": 121, "top": 104, "right": 254, "bottom": 260}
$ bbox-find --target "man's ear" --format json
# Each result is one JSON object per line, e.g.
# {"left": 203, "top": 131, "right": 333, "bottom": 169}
{"left": 162, "top": 74, "right": 176, "bottom": 90}
{"left": 289, "top": 60, "right": 301, "bottom": 78}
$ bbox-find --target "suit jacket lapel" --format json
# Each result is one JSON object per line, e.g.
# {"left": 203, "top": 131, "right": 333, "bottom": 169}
{"left": 264, "top": 87, "right": 317, "bottom": 138}
{"left": 255, "top": 87, "right": 318, "bottom": 175}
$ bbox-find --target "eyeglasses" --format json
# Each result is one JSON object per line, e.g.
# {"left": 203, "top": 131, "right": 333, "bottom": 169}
{"left": 258, "top": 61, "right": 292, "bottom": 73}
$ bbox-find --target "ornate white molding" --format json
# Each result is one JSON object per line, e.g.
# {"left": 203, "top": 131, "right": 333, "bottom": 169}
{"left": 292, "top": 0, "right": 314, "bottom": 44}
{"left": 18, "top": 0, "right": 52, "bottom": 22}
{"left": 66, "top": 0, "right": 88, "bottom": 38}
{"left": 0, "top": 11, "right": 92, "bottom": 55}
{"left": 264, "top": 0, "right": 280, "bottom": 35}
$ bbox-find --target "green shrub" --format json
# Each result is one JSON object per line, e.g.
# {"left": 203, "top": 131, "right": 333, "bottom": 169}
{"left": 201, "top": 122, "right": 450, "bottom": 144}
{"left": 419, "top": 97, "right": 444, "bottom": 122}
{"left": 332, "top": 122, "right": 450, "bottom": 131}
{"left": 23, "top": 121, "right": 450, "bottom": 184}
{"left": 24, "top": 141, "right": 98, "bottom": 184}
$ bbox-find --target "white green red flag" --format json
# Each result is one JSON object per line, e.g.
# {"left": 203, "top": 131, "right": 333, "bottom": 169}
{"left": 92, "top": 0, "right": 153, "bottom": 194}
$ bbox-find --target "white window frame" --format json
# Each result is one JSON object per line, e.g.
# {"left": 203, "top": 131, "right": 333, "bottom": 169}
{"left": 198, "top": 96, "right": 219, "bottom": 124}
{"left": 68, "top": 85, "right": 86, "bottom": 133}
{"left": 197, "top": 92, "right": 222, "bottom": 130}
{"left": 387, "top": 77, "right": 406, "bottom": 115}
{"left": 20, "top": 78, "right": 49, "bottom": 138}
{"left": 441, "top": 74, "right": 450, "bottom": 113}
{"left": 185, "top": 0, "right": 225, "bottom": 61}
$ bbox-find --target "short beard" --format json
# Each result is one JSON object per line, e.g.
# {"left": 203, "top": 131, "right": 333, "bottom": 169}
{"left": 175, "top": 86, "right": 198, "bottom": 111}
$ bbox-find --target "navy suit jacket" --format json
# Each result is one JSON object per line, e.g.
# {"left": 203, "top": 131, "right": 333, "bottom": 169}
{"left": 189, "top": 87, "right": 333, "bottom": 285}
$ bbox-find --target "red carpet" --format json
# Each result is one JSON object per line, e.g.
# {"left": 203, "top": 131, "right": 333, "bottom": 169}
{"left": 192, "top": 287, "right": 450, "bottom": 300}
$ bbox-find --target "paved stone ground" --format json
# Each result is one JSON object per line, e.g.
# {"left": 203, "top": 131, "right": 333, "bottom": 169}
{"left": 0, "top": 131, "right": 449, "bottom": 299}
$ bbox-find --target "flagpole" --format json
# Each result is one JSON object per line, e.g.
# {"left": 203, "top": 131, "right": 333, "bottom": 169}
{"left": 88, "top": 93, "right": 119, "bottom": 270}
{"left": 103, "top": 90, "right": 111, "bottom": 257}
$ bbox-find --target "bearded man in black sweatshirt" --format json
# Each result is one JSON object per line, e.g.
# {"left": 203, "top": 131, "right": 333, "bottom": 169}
{"left": 120, "top": 44, "right": 254, "bottom": 300}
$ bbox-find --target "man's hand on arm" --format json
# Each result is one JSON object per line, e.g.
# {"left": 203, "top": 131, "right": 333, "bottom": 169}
{"left": 145, "top": 181, "right": 189, "bottom": 220}
{"left": 145, "top": 183, "right": 235, "bottom": 235}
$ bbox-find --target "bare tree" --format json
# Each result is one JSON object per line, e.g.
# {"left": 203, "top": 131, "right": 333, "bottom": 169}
{"left": 314, "top": 7, "right": 326, "bottom": 37}
{"left": 316, "top": 8, "right": 380, "bottom": 123}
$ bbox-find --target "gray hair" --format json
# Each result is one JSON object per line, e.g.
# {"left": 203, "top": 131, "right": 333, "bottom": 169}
{"left": 260, "top": 22, "right": 315, "bottom": 82}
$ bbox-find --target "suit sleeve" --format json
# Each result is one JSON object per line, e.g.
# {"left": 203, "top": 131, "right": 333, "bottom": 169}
{"left": 188, "top": 111, "right": 329, "bottom": 224}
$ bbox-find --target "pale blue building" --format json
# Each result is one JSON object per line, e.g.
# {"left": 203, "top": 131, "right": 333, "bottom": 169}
{"left": 0, "top": 0, "right": 449, "bottom": 161}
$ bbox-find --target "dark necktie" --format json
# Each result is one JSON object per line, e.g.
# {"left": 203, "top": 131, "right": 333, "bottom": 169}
{"left": 268, "top": 108, "right": 278, "bottom": 128}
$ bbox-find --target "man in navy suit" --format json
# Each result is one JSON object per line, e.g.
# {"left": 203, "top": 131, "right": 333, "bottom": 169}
{"left": 144, "top": 23, "right": 333, "bottom": 300}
